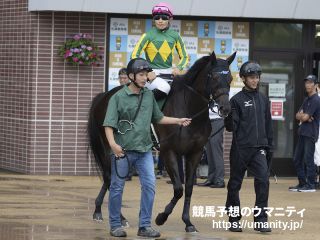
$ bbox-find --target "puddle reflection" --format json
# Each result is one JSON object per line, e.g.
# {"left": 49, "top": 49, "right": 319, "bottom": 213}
{"left": 0, "top": 222, "right": 225, "bottom": 240}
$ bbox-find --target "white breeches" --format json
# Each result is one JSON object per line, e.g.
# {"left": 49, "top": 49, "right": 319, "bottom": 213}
{"left": 145, "top": 68, "right": 172, "bottom": 94}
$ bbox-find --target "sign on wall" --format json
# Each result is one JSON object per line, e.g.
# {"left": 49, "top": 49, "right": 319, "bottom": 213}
{"left": 108, "top": 18, "right": 250, "bottom": 91}
{"left": 270, "top": 98, "right": 285, "bottom": 120}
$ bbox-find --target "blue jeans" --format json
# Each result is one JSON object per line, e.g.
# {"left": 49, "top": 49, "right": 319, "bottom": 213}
{"left": 108, "top": 150, "right": 156, "bottom": 229}
{"left": 293, "top": 135, "right": 316, "bottom": 187}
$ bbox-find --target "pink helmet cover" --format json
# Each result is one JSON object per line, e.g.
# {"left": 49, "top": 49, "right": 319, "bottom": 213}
{"left": 152, "top": 2, "right": 173, "bottom": 17}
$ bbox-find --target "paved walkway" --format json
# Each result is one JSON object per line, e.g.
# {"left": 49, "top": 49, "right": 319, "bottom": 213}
{"left": 0, "top": 171, "right": 319, "bottom": 240}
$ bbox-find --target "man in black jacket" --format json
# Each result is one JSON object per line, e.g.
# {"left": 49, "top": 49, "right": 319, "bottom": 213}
{"left": 224, "top": 61, "right": 273, "bottom": 233}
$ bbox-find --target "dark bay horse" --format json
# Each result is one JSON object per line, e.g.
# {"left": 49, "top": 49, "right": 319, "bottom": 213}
{"left": 88, "top": 50, "right": 236, "bottom": 231}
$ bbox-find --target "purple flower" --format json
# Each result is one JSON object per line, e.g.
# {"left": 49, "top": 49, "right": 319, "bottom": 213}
{"left": 73, "top": 34, "right": 81, "bottom": 40}
{"left": 79, "top": 61, "right": 84, "bottom": 65}
{"left": 73, "top": 57, "right": 79, "bottom": 62}
{"left": 73, "top": 48, "right": 80, "bottom": 53}
{"left": 83, "top": 33, "right": 92, "bottom": 39}
{"left": 87, "top": 46, "right": 92, "bottom": 51}
{"left": 81, "top": 45, "right": 86, "bottom": 49}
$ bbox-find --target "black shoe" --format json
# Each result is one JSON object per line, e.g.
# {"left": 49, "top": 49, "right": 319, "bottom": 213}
{"left": 110, "top": 227, "right": 127, "bottom": 237}
{"left": 254, "top": 227, "right": 272, "bottom": 233}
{"left": 289, "top": 182, "right": 304, "bottom": 192}
{"left": 297, "top": 184, "right": 316, "bottom": 192}
{"left": 137, "top": 227, "right": 161, "bottom": 238}
{"left": 210, "top": 182, "right": 225, "bottom": 188}
{"left": 197, "top": 180, "right": 213, "bottom": 187}
{"left": 228, "top": 221, "right": 242, "bottom": 232}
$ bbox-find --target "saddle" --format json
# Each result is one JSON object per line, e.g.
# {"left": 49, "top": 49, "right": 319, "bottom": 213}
{"left": 151, "top": 73, "right": 175, "bottom": 150}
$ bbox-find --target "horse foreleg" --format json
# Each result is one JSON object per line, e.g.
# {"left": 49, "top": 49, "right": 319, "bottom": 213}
{"left": 156, "top": 153, "right": 184, "bottom": 226}
{"left": 182, "top": 151, "right": 202, "bottom": 232}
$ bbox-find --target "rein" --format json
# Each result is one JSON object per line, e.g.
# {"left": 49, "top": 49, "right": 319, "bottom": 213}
{"left": 153, "top": 69, "right": 230, "bottom": 148}
{"left": 114, "top": 154, "right": 131, "bottom": 179}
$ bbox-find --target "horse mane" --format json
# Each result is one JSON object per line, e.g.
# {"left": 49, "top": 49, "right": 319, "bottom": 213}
{"left": 172, "top": 55, "right": 211, "bottom": 91}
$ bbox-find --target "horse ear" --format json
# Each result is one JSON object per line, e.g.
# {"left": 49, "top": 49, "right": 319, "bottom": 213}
{"left": 226, "top": 52, "right": 237, "bottom": 65}
{"left": 210, "top": 51, "right": 217, "bottom": 66}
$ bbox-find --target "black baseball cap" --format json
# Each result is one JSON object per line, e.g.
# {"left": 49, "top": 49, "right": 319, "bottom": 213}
{"left": 304, "top": 74, "right": 318, "bottom": 83}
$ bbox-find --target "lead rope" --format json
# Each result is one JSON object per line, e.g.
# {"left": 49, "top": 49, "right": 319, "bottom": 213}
{"left": 115, "top": 92, "right": 144, "bottom": 179}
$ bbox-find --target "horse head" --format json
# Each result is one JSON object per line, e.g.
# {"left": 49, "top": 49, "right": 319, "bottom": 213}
{"left": 203, "top": 51, "right": 236, "bottom": 117}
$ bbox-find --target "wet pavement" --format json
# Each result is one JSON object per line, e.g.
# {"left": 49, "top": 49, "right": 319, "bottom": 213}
{"left": 0, "top": 171, "right": 319, "bottom": 240}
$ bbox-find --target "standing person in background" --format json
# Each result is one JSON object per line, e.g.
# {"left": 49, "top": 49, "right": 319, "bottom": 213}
{"left": 118, "top": 68, "right": 129, "bottom": 86}
{"left": 198, "top": 107, "right": 225, "bottom": 188}
{"left": 289, "top": 75, "right": 320, "bottom": 192}
{"left": 131, "top": 2, "right": 188, "bottom": 101}
{"left": 315, "top": 81, "right": 320, "bottom": 189}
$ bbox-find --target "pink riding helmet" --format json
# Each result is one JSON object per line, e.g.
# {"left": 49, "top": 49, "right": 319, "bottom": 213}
{"left": 152, "top": 2, "right": 173, "bottom": 18}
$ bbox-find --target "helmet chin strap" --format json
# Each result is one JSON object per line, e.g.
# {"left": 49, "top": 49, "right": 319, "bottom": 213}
{"left": 131, "top": 74, "right": 143, "bottom": 89}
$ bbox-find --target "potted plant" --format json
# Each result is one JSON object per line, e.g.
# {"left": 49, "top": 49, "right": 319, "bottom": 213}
{"left": 59, "top": 33, "right": 101, "bottom": 66}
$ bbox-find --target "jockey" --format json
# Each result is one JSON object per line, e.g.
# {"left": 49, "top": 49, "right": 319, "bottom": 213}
{"left": 131, "top": 2, "right": 189, "bottom": 100}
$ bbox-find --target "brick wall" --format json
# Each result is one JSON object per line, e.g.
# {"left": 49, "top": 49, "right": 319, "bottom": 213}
{"left": 0, "top": 0, "right": 35, "bottom": 173}
{"left": 0, "top": 0, "right": 106, "bottom": 175}
{"left": 0, "top": 0, "right": 231, "bottom": 176}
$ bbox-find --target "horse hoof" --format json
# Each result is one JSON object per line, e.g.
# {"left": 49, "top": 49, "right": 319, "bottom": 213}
{"left": 121, "top": 219, "right": 130, "bottom": 228}
{"left": 93, "top": 212, "right": 103, "bottom": 222}
{"left": 185, "top": 225, "right": 198, "bottom": 232}
{"left": 155, "top": 212, "right": 168, "bottom": 226}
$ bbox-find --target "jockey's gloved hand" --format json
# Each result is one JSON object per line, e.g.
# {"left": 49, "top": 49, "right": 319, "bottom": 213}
{"left": 147, "top": 72, "right": 156, "bottom": 82}
{"left": 172, "top": 68, "right": 181, "bottom": 76}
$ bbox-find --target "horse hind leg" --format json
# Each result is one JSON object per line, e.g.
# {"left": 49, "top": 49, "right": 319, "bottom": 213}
{"left": 156, "top": 153, "right": 184, "bottom": 226}
{"left": 93, "top": 182, "right": 130, "bottom": 227}
{"left": 93, "top": 182, "right": 108, "bottom": 222}
{"left": 182, "top": 151, "right": 202, "bottom": 232}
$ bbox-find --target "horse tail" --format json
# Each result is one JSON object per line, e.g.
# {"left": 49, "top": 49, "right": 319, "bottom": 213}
{"left": 87, "top": 86, "right": 123, "bottom": 182}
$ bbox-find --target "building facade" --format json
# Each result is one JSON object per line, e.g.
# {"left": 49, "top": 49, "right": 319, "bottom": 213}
{"left": 1, "top": 0, "right": 320, "bottom": 175}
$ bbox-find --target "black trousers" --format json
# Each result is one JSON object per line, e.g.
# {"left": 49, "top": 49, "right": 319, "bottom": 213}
{"left": 226, "top": 146, "right": 270, "bottom": 223}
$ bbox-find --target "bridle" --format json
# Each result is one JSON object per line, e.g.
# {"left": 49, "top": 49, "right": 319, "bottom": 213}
{"left": 183, "top": 65, "right": 231, "bottom": 117}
